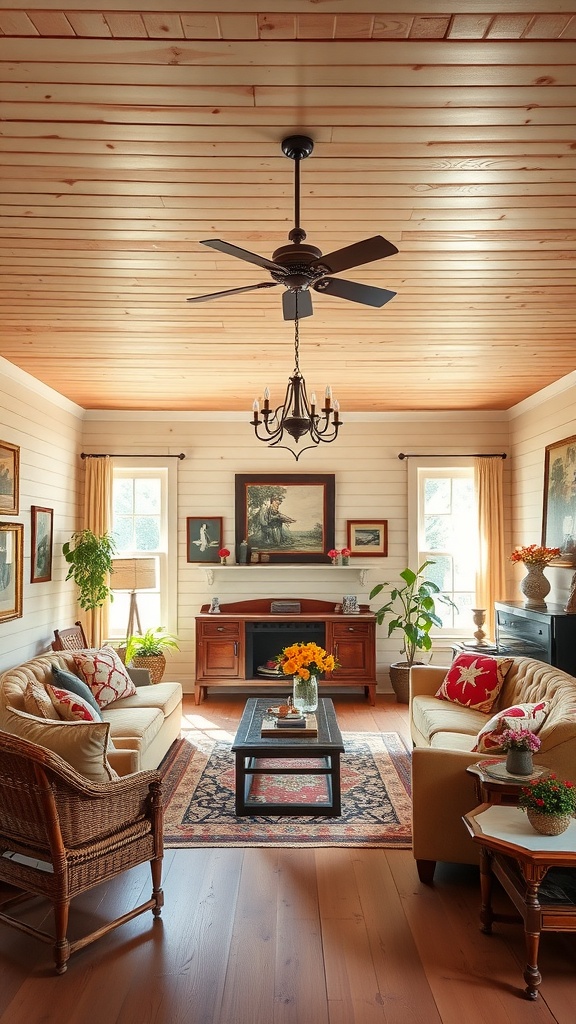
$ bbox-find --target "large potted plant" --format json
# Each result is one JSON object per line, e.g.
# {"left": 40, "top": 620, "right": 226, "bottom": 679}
{"left": 62, "top": 529, "right": 117, "bottom": 618}
{"left": 124, "top": 627, "right": 179, "bottom": 684}
{"left": 370, "top": 561, "right": 455, "bottom": 703}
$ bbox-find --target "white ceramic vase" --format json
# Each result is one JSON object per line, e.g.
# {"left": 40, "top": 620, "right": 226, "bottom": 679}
{"left": 520, "top": 563, "right": 550, "bottom": 607}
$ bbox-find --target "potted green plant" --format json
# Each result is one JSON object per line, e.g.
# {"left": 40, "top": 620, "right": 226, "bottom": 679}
{"left": 124, "top": 627, "right": 179, "bottom": 684}
{"left": 62, "top": 529, "right": 117, "bottom": 615}
{"left": 370, "top": 560, "right": 456, "bottom": 703}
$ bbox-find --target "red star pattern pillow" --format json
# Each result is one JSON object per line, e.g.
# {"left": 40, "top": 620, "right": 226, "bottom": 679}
{"left": 472, "top": 700, "right": 549, "bottom": 752}
{"left": 435, "top": 653, "right": 513, "bottom": 714}
{"left": 47, "top": 683, "right": 102, "bottom": 723}
{"left": 73, "top": 646, "right": 136, "bottom": 709}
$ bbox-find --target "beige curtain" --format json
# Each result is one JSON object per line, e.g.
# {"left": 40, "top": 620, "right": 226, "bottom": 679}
{"left": 83, "top": 456, "right": 113, "bottom": 647}
{"left": 475, "top": 457, "right": 505, "bottom": 641}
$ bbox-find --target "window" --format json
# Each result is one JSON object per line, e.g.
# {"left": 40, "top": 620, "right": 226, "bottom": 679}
{"left": 109, "top": 463, "right": 176, "bottom": 638}
{"left": 409, "top": 460, "right": 478, "bottom": 633}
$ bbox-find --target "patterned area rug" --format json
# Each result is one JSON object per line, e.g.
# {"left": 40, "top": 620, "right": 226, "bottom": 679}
{"left": 160, "top": 731, "right": 412, "bottom": 848}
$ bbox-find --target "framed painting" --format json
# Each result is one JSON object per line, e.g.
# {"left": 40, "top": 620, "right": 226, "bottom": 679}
{"left": 186, "top": 517, "right": 223, "bottom": 563}
{"left": 346, "top": 519, "right": 388, "bottom": 557}
{"left": 235, "top": 473, "right": 335, "bottom": 563}
{"left": 31, "top": 505, "right": 53, "bottom": 583}
{"left": 0, "top": 522, "right": 24, "bottom": 622}
{"left": 0, "top": 440, "right": 20, "bottom": 516}
{"left": 542, "top": 434, "right": 576, "bottom": 566}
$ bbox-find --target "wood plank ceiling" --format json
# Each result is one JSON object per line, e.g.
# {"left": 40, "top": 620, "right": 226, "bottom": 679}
{"left": 1, "top": 1, "right": 575, "bottom": 413}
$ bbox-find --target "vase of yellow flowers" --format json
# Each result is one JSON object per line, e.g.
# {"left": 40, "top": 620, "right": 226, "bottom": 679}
{"left": 510, "top": 544, "right": 560, "bottom": 608}
{"left": 276, "top": 641, "right": 336, "bottom": 712}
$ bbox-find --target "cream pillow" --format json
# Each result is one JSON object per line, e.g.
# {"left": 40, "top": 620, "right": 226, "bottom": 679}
{"left": 4, "top": 705, "right": 117, "bottom": 782}
{"left": 73, "top": 646, "right": 136, "bottom": 709}
{"left": 23, "top": 678, "right": 61, "bottom": 720}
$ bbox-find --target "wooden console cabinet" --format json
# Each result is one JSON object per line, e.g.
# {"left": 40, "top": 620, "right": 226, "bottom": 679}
{"left": 195, "top": 597, "right": 377, "bottom": 705}
{"left": 495, "top": 600, "right": 576, "bottom": 676}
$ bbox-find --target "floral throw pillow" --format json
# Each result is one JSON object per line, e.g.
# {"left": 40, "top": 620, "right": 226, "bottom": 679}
{"left": 47, "top": 683, "right": 102, "bottom": 723}
{"left": 473, "top": 700, "right": 549, "bottom": 753}
{"left": 73, "top": 646, "right": 136, "bottom": 709}
{"left": 435, "top": 653, "right": 513, "bottom": 714}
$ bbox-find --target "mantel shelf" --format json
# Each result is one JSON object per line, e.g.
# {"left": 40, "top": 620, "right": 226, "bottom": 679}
{"left": 200, "top": 564, "right": 371, "bottom": 587}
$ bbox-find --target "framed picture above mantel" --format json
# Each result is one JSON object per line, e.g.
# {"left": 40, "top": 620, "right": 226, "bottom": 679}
{"left": 235, "top": 473, "right": 335, "bottom": 563}
{"left": 346, "top": 519, "right": 388, "bottom": 557}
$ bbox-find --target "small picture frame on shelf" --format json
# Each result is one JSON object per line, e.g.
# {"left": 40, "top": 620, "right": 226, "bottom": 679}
{"left": 346, "top": 519, "right": 388, "bottom": 557}
{"left": 186, "top": 517, "right": 223, "bottom": 563}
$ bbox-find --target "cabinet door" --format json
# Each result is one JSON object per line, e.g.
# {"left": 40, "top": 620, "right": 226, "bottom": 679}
{"left": 197, "top": 620, "right": 242, "bottom": 679}
{"left": 328, "top": 621, "right": 375, "bottom": 680}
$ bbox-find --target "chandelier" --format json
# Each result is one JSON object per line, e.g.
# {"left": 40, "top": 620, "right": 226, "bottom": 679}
{"left": 250, "top": 307, "right": 341, "bottom": 461}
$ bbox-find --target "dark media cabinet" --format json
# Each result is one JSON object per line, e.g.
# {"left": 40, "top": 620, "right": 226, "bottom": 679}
{"left": 495, "top": 600, "right": 576, "bottom": 676}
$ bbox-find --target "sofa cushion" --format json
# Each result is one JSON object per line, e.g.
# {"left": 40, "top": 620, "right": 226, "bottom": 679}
{"left": 47, "top": 683, "right": 103, "bottom": 724}
{"left": 4, "top": 705, "right": 117, "bottom": 782}
{"left": 412, "top": 695, "right": 488, "bottom": 744}
{"left": 435, "top": 653, "right": 513, "bottom": 713}
{"left": 101, "top": 706, "right": 164, "bottom": 753}
{"left": 110, "top": 681, "right": 182, "bottom": 719}
{"left": 472, "top": 700, "right": 549, "bottom": 753}
{"left": 429, "top": 731, "right": 477, "bottom": 751}
{"left": 73, "top": 647, "right": 136, "bottom": 709}
{"left": 23, "top": 678, "right": 61, "bottom": 720}
{"left": 52, "top": 664, "right": 103, "bottom": 718}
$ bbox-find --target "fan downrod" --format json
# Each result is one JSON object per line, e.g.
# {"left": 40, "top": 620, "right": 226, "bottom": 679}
{"left": 281, "top": 135, "right": 314, "bottom": 161}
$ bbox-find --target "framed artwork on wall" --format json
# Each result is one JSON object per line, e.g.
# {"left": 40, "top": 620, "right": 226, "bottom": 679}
{"left": 31, "top": 505, "right": 53, "bottom": 583}
{"left": 186, "top": 517, "right": 223, "bottom": 563}
{"left": 0, "top": 440, "right": 20, "bottom": 516}
{"left": 0, "top": 522, "right": 24, "bottom": 622}
{"left": 235, "top": 473, "right": 335, "bottom": 563}
{"left": 542, "top": 434, "right": 576, "bottom": 566}
{"left": 346, "top": 519, "right": 388, "bottom": 557}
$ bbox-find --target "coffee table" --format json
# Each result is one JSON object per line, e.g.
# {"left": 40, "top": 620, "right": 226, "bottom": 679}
{"left": 231, "top": 697, "right": 344, "bottom": 816}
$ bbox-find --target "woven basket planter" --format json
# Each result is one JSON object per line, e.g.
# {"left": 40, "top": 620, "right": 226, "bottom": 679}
{"left": 527, "top": 809, "right": 572, "bottom": 836}
{"left": 131, "top": 653, "right": 166, "bottom": 684}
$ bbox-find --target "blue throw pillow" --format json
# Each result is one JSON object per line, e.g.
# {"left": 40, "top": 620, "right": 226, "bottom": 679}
{"left": 52, "top": 665, "right": 103, "bottom": 720}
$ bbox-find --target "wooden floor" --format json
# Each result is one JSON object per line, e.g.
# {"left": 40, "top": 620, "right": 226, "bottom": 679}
{"left": 0, "top": 694, "right": 574, "bottom": 1024}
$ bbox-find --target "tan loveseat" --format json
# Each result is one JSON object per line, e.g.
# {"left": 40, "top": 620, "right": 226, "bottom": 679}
{"left": 410, "top": 657, "right": 576, "bottom": 882}
{"left": 0, "top": 650, "right": 183, "bottom": 776}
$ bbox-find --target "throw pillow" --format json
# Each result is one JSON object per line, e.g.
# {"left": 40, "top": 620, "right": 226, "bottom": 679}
{"left": 473, "top": 700, "right": 549, "bottom": 753}
{"left": 4, "top": 705, "right": 117, "bottom": 782}
{"left": 435, "top": 653, "right": 513, "bottom": 714}
{"left": 46, "top": 684, "right": 102, "bottom": 723}
{"left": 23, "top": 678, "right": 61, "bottom": 720}
{"left": 52, "top": 664, "right": 103, "bottom": 718}
{"left": 72, "top": 646, "right": 136, "bottom": 709}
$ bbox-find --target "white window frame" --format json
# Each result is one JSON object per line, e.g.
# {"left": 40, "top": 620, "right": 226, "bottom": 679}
{"left": 408, "top": 456, "right": 477, "bottom": 639}
{"left": 111, "top": 459, "right": 178, "bottom": 636}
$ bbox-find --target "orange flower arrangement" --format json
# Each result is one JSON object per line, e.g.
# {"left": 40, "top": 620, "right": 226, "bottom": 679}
{"left": 510, "top": 544, "right": 560, "bottom": 566}
{"left": 276, "top": 641, "right": 336, "bottom": 681}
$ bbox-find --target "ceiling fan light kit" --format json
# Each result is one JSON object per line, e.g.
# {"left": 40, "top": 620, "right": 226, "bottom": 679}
{"left": 188, "top": 135, "right": 398, "bottom": 458}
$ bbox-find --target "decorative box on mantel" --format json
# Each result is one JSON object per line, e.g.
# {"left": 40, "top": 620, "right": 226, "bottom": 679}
{"left": 194, "top": 597, "right": 377, "bottom": 706}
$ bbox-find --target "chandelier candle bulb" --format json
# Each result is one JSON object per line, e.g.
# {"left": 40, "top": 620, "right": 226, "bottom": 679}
{"left": 263, "top": 387, "right": 270, "bottom": 411}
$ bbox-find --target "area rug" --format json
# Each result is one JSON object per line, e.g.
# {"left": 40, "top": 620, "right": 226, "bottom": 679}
{"left": 159, "top": 732, "right": 412, "bottom": 848}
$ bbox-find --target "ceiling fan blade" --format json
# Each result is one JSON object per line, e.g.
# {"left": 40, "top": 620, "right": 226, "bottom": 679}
{"left": 200, "top": 239, "right": 284, "bottom": 273}
{"left": 282, "top": 289, "right": 313, "bottom": 321}
{"left": 187, "top": 282, "right": 278, "bottom": 303}
{"left": 313, "top": 277, "right": 397, "bottom": 308}
{"left": 311, "top": 235, "right": 398, "bottom": 275}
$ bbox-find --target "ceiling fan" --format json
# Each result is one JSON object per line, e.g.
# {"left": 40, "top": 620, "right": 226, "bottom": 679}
{"left": 187, "top": 135, "right": 398, "bottom": 320}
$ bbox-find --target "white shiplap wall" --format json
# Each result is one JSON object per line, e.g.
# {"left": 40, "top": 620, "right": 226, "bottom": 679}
{"left": 509, "top": 371, "right": 576, "bottom": 608}
{"left": 83, "top": 411, "right": 511, "bottom": 692}
{"left": 0, "top": 358, "right": 83, "bottom": 672}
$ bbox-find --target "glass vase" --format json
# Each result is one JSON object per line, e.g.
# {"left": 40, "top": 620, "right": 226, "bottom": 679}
{"left": 292, "top": 673, "right": 319, "bottom": 713}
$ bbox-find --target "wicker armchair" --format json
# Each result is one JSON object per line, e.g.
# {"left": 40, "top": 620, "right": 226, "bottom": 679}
{"left": 0, "top": 730, "right": 163, "bottom": 973}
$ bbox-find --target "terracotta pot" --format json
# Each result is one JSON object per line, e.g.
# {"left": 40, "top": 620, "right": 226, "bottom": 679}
{"left": 526, "top": 809, "right": 572, "bottom": 836}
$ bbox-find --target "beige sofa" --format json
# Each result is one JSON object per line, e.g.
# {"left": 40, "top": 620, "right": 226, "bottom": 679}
{"left": 0, "top": 650, "right": 183, "bottom": 776}
{"left": 410, "top": 657, "right": 576, "bottom": 883}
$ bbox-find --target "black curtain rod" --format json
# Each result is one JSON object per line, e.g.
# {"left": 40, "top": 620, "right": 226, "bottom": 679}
{"left": 398, "top": 452, "right": 506, "bottom": 460}
{"left": 81, "top": 452, "right": 186, "bottom": 460}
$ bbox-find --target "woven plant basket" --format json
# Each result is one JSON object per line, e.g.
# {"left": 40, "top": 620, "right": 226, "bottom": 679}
{"left": 527, "top": 809, "right": 572, "bottom": 836}
{"left": 389, "top": 661, "right": 425, "bottom": 704}
{"left": 132, "top": 653, "right": 166, "bottom": 684}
